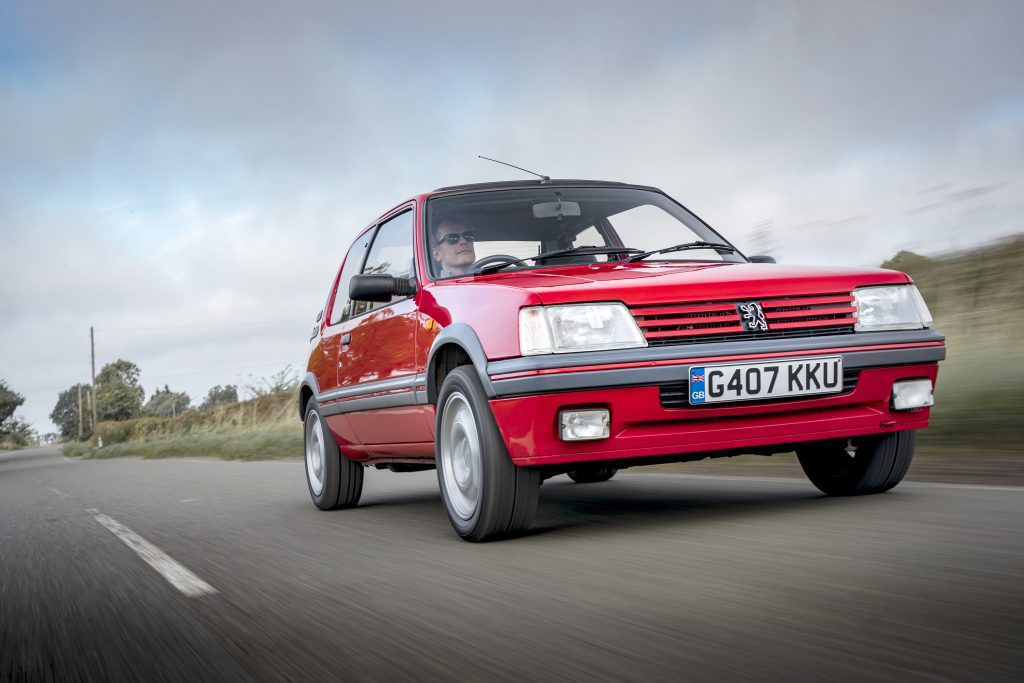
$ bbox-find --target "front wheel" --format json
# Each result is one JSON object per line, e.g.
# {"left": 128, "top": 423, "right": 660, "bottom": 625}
{"left": 796, "top": 430, "right": 915, "bottom": 496}
{"left": 436, "top": 367, "right": 540, "bottom": 542}
{"left": 304, "top": 403, "right": 363, "bottom": 510}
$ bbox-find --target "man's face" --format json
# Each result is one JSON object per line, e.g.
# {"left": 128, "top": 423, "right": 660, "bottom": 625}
{"left": 432, "top": 220, "right": 476, "bottom": 275}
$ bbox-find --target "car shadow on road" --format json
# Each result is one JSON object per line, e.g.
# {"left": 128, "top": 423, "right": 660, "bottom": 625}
{"left": 522, "top": 475, "right": 861, "bottom": 540}
{"left": 341, "top": 472, "right": 883, "bottom": 541}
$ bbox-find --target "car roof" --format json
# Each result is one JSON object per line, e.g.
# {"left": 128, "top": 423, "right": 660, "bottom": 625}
{"left": 429, "top": 179, "right": 661, "bottom": 196}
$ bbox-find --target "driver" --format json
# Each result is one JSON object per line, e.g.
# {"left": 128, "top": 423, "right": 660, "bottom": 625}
{"left": 432, "top": 219, "right": 477, "bottom": 277}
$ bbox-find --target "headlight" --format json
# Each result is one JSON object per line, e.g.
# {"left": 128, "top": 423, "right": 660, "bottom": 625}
{"left": 519, "top": 303, "right": 647, "bottom": 355}
{"left": 854, "top": 285, "right": 933, "bottom": 332}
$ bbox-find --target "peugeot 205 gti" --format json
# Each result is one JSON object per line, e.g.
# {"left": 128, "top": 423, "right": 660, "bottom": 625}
{"left": 301, "top": 179, "right": 943, "bottom": 541}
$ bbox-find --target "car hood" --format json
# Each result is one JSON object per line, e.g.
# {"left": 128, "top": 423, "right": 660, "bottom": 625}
{"left": 471, "top": 262, "right": 911, "bottom": 306}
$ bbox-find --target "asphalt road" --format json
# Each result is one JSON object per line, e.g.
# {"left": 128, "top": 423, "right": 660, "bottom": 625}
{"left": 2, "top": 446, "right": 1022, "bottom": 682}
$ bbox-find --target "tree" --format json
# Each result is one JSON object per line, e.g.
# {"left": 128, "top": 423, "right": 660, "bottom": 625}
{"left": 95, "top": 359, "right": 145, "bottom": 422}
{"left": 0, "top": 379, "right": 25, "bottom": 424}
{"left": 142, "top": 384, "right": 191, "bottom": 418}
{"left": 0, "top": 416, "right": 34, "bottom": 448}
{"left": 200, "top": 384, "right": 238, "bottom": 410}
{"left": 49, "top": 383, "right": 93, "bottom": 440}
{"left": 245, "top": 365, "right": 299, "bottom": 399}
{"left": 1, "top": 379, "right": 34, "bottom": 447}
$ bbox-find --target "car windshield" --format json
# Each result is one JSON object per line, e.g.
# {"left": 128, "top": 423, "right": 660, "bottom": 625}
{"left": 425, "top": 186, "right": 745, "bottom": 279}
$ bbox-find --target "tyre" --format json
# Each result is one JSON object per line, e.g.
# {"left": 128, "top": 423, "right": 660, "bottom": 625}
{"left": 304, "top": 402, "right": 363, "bottom": 510}
{"left": 796, "top": 430, "right": 916, "bottom": 496}
{"left": 435, "top": 367, "right": 540, "bottom": 542}
{"left": 566, "top": 466, "right": 618, "bottom": 483}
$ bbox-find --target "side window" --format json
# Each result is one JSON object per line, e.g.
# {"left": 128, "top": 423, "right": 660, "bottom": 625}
{"left": 351, "top": 209, "right": 415, "bottom": 317}
{"left": 328, "top": 230, "right": 373, "bottom": 325}
{"left": 571, "top": 225, "right": 605, "bottom": 248}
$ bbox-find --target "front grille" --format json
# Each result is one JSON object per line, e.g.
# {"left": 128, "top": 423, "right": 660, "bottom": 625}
{"left": 646, "top": 325, "right": 855, "bottom": 347}
{"left": 659, "top": 368, "right": 861, "bottom": 409}
{"left": 632, "top": 293, "right": 858, "bottom": 346}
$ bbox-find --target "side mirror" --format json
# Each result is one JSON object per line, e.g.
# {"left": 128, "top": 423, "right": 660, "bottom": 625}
{"left": 748, "top": 255, "right": 777, "bottom": 264}
{"left": 349, "top": 274, "right": 417, "bottom": 302}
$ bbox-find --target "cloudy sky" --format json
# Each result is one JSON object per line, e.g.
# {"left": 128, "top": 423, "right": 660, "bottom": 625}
{"left": 1, "top": 0, "right": 1022, "bottom": 433}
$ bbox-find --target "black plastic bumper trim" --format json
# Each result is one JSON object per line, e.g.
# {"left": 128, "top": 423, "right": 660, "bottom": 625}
{"left": 486, "top": 329, "right": 945, "bottom": 376}
{"left": 488, "top": 345, "right": 945, "bottom": 398}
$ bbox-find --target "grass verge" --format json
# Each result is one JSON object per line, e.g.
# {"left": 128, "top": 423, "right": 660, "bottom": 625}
{"left": 63, "top": 424, "right": 301, "bottom": 461}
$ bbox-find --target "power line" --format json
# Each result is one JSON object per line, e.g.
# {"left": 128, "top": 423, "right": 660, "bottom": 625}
{"left": 98, "top": 319, "right": 309, "bottom": 332}
{"left": 21, "top": 360, "right": 297, "bottom": 394}
{"left": 141, "top": 361, "right": 297, "bottom": 381}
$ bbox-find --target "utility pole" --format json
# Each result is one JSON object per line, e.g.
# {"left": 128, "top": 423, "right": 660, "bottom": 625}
{"left": 77, "top": 385, "right": 83, "bottom": 439}
{"left": 90, "top": 326, "right": 98, "bottom": 428}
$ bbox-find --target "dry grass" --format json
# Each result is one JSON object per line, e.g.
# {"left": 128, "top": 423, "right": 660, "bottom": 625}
{"left": 64, "top": 424, "right": 300, "bottom": 461}
{"left": 64, "top": 391, "right": 301, "bottom": 460}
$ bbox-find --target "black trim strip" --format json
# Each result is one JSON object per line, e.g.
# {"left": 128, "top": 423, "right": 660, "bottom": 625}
{"left": 489, "top": 345, "right": 945, "bottom": 398}
{"left": 320, "top": 390, "right": 427, "bottom": 416}
{"left": 319, "top": 374, "right": 425, "bottom": 402}
{"left": 487, "top": 329, "right": 945, "bottom": 376}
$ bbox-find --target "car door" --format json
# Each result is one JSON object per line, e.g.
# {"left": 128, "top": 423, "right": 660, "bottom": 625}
{"left": 315, "top": 227, "right": 375, "bottom": 448}
{"left": 337, "top": 208, "right": 432, "bottom": 449}
{"left": 317, "top": 227, "right": 374, "bottom": 395}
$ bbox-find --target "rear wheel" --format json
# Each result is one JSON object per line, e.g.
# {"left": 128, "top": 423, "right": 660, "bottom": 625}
{"left": 436, "top": 367, "right": 540, "bottom": 542}
{"left": 567, "top": 466, "right": 618, "bottom": 483}
{"left": 796, "top": 430, "right": 915, "bottom": 496}
{"left": 304, "top": 403, "right": 363, "bottom": 510}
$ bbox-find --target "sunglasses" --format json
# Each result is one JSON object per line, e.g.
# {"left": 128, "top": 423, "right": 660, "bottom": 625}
{"left": 435, "top": 231, "right": 477, "bottom": 246}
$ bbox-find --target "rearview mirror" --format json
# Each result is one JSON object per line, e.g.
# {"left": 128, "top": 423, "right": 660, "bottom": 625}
{"left": 349, "top": 274, "right": 417, "bottom": 302}
{"left": 532, "top": 201, "right": 581, "bottom": 219}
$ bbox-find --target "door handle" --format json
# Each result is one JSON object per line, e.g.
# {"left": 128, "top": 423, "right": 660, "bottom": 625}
{"left": 341, "top": 333, "right": 351, "bottom": 345}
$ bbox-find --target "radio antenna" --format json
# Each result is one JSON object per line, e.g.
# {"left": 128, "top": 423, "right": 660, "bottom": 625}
{"left": 478, "top": 156, "right": 550, "bottom": 183}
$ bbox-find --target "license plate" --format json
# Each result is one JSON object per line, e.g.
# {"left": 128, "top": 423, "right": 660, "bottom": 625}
{"left": 689, "top": 356, "right": 843, "bottom": 405}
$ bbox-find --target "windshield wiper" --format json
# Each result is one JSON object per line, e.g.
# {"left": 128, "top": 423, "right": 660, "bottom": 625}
{"left": 530, "top": 245, "right": 643, "bottom": 261}
{"left": 470, "top": 246, "right": 644, "bottom": 276}
{"left": 627, "top": 241, "right": 738, "bottom": 262}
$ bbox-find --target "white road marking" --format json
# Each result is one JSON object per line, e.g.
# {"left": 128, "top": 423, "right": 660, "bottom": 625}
{"left": 86, "top": 508, "right": 218, "bottom": 598}
{"left": 181, "top": 498, "right": 197, "bottom": 503}
{"left": 48, "top": 486, "right": 72, "bottom": 498}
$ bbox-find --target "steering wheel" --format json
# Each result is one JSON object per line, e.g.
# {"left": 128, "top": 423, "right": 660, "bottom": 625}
{"left": 470, "top": 254, "right": 522, "bottom": 271}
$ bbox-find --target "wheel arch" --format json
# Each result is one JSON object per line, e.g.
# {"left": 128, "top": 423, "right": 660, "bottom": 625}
{"left": 426, "top": 323, "right": 496, "bottom": 404}
{"left": 299, "top": 373, "right": 320, "bottom": 419}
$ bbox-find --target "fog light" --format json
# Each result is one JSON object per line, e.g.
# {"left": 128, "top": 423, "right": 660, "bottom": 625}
{"left": 892, "top": 379, "right": 934, "bottom": 411}
{"left": 559, "top": 409, "right": 610, "bottom": 441}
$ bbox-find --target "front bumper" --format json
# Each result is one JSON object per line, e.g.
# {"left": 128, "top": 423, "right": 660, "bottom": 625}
{"left": 485, "top": 331, "right": 944, "bottom": 467}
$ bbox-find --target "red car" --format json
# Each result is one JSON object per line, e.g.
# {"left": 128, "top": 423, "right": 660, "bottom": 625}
{"left": 301, "top": 180, "right": 943, "bottom": 541}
